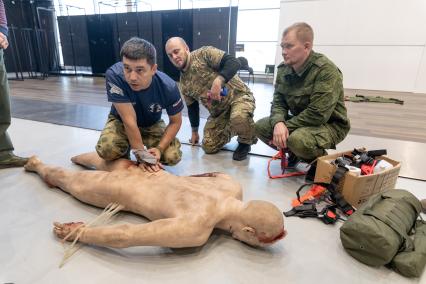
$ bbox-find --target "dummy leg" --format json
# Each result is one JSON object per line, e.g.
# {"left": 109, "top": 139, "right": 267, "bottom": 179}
{"left": 25, "top": 156, "right": 125, "bottom": 208}
{"left": 71, "top": 151, "right": 135, "bottom": 171}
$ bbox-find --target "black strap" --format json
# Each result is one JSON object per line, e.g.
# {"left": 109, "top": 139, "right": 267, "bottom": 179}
{"left": 284, "top": 203, "right": 318, "bottom": 218}
{"left": 326, "top": 166, "right": 355, "bottom": 215}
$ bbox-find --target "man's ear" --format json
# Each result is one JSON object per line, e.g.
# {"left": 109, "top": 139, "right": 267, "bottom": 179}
{"left": 304, "top": 41, "right": 312, "bottom": 51}
{"left": 152, "top": 64, "right": 158, "bottom": 73}
{"left": 242, "top": 226, "right": 255, "bottom": 235}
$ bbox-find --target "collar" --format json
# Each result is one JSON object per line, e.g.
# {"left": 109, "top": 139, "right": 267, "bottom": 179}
{"left": 283, "top": 51, "right": 315, "bottom": 78}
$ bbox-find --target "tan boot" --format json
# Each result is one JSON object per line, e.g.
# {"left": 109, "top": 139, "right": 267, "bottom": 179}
{"left": 0, "top": 152, "right": 29, "bottom": 169}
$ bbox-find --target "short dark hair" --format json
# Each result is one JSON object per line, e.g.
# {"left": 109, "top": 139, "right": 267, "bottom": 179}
{"left": 120, "top": 37, "right": 157, "bottom": 65}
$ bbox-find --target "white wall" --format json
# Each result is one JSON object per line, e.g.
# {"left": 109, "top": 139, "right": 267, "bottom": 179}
{"left": 276, "top": 0, "right": 426, "bottom": 93}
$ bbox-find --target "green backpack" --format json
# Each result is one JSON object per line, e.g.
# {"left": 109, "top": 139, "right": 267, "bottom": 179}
{"left": 340, "top": 189, "right": 426, "bottom": 278}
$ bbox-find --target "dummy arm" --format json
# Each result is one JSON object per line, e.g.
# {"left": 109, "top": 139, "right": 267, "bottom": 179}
{"left": 65, "top": 217, "right": 212, "bottom": 248}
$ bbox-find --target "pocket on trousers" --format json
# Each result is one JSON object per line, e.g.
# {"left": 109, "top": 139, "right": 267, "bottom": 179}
{"left": 313, "top": 129, "right": 335, "bottom": 150}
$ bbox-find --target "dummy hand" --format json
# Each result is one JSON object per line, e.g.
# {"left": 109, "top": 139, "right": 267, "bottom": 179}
{"left": 0, "top": 33, "right": 8, "bottom": 50}
{"left": 273, "top": 122, "right": 289, "bottom": 149}
{"left": 209, "top": 76, "right": 224, "bottom": 101}
{"left": 140, "top": 147, "right": 163, "bottom": 172}
{"left": 189, "top": 131, "right": 199, "bottom": 145}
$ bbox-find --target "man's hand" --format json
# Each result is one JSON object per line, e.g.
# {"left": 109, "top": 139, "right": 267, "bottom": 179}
{"left": 273, "top": 122, "right": 289, "bottom": 149}
{"left": 140, "top": 147, "right": 163, "bottom": 172}
{"left": 0, "top": 32, "right": 8, "bottom": 50}
{"left": 189, "top": 131, "right": 199, "bottom": 145}
{"left": 209, "top": 76, "right": 225, "bottom": 101}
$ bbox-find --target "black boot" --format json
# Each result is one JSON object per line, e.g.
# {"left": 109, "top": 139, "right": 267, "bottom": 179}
{"left": 287, "top": 151, "right": 300, "bottom": 168}
{"left": 305, "top": 161, "right": 317, "bottom": 182}
{"left": 233, "top": 143, "right": 251, "bottom": 161}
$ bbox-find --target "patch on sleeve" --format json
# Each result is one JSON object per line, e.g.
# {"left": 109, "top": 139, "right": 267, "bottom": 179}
{"left": 108, "top": 82, "right": 124, "bottom": 96}
{"left": 173, "top": 98, "right": 182, "bottom": 107}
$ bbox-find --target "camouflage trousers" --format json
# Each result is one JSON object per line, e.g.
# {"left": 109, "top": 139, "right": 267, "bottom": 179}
{"left": 255, "top": 117, "right": 348, "bottom": 161}
{"left": 202, "top": 93, "right": 257, "bottom": 154}
{"left": 96, "top": 115, "right": 182, "bottom": 166}
{"left": 0, "top": 50, "right": 14, "bottom": 153}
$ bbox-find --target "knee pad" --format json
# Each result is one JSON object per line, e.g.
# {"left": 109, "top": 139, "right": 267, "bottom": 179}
{"left": 202, "top": 142, "right": 221, "bottom": 154}
{"left": 230, "top": 115, "right": 250, "bottom": 133}
{"left": 162, "top": 150, "right": 182, "bottom": 166}
{"left": 95, "top": 144, "right": 127, "bottom": 161}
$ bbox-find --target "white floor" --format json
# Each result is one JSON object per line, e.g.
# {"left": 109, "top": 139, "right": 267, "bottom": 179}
{"left": 0, "top": 118, "right": 425, "bottom": 284}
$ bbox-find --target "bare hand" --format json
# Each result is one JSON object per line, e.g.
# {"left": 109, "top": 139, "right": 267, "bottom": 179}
{"left": 0, "top": 32, "right": 8, "bottom": 50}
{"left": 189, "top": 131, "right": 199, "bottom": 145}
{"left": 209, "top": 76, "right": 224, "bottom": 101}
{"left": 273, "top": 122, "right": 289, "bottom": 149}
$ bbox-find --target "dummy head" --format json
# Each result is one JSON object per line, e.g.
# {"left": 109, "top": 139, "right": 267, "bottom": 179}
{"left": 232, "top": 200, "right": 286, "bottom": 247}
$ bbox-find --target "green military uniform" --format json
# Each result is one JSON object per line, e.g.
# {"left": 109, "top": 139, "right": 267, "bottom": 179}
{"left": 180, "top": 46, "right": 257, "bottom": 153}
{"left": 96, "top": 114, "right": 182, "bottom": 166}
{"left": 255, "top": 51, "right": 350, "bottom": 161}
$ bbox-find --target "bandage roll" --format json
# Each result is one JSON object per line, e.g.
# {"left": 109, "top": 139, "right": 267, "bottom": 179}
{"left": 373, "top": 160, "right": 393, "bottom": 173}
{"left": 345, "top": 165, "right": 361, "bottom": 176}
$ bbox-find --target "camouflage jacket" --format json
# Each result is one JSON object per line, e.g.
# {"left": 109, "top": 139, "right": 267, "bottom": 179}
{"left": 270, "top": 51, "right": 350, "bottom": 132}
{"left": 179, "top": 46, "right": 253, "bottom": 117}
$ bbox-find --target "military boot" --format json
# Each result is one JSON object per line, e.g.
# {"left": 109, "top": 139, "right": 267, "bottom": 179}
{"left": 287, "top": 151, "right": 300, "bottom": 168}
{"left": 233, "top": 143, "right": 251, "bottom": 161}
{"left": 0, "top": 152, "right": 29, "bottom": 169}
{"left": 305, "top": 161, "right": 317, "bottom": 182}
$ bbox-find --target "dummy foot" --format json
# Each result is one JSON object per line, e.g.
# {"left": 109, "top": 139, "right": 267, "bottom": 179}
{"left": 24, "top": 156, "right": 42, "bottom": 172}
{"left": 53, "top": 222, "right": 85, "bottom": 241}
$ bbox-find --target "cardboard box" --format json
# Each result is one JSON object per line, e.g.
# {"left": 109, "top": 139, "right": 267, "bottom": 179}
{"left": 314, "top": 150, "right": 401, "bottom": 207}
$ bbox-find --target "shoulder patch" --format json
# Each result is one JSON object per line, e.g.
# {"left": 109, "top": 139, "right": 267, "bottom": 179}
{"left": 312, "top": 53, "right": 330, "bottom": 68}
{"left": 108, "top": 82, "right": 124, "bottom": 96}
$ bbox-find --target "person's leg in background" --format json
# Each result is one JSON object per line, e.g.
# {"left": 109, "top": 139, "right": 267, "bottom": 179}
{"left": 0, "top": 49, "right": 28, "bottom": 168}
{"left": 229, "top": 93, "right": 257, "bottom": 161}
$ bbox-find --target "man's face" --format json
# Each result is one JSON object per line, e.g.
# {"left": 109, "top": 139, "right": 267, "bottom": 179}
{"left": 280, "top": 30, "right": 311, "bottom": 70}
{"left": 122, "top": 57, "right": 157, "bottom": 91}
{"left": 165, "top": 40, "right": 189, "bottom": 70}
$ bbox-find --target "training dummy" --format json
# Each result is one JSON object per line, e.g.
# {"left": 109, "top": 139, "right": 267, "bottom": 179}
{"left": 24, "top": 153, "right": 286, "bottom": 254}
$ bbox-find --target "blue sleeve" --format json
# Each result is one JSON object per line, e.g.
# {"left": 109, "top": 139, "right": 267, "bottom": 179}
{"left": 106, "top": 69, "right": 130, "bottom": 103}
{"left": 165, "top": 82, "right": 184, "bottom": 116}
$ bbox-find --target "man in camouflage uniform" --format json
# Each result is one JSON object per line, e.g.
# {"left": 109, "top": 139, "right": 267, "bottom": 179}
{"left": 165, "top": 37, "right": 257, "bottom": 161}
{"left": 255, "top": 22, "right": 350, "bottom": 180}
{"left": 96, "top": 37, "right": 183, "bottom": 172}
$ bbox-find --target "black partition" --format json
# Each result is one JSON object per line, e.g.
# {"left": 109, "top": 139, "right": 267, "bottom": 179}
{"left": 161, "top": 9, "right": 193, "bottom": 81}
{"left": 57, "top": 15, "right": 91, "bottom": 68}
{"left": 56, "top": 6, "right": 237, "bottom": 76}
{"left": 4, "top": 0, "right": 59, "bottom": 76}
{"left": 86, "top": 15, "right": 116, "bottom": 74}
